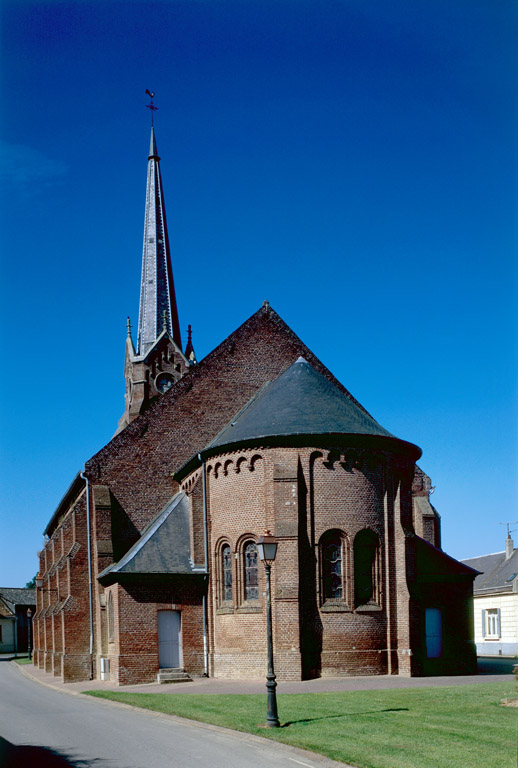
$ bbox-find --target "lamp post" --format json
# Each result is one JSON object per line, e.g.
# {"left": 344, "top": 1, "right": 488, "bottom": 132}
{"left": 257, "top": 530, "right": 280, "bottom": 728}
{"left": 27, "top": 608, "right": 32, "bottom": 661}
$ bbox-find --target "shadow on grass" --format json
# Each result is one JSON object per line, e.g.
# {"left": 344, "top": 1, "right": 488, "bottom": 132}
{"left": 282, "top": 707, "right": 409, "bottom": 726}
{"left": 0, "top": 737, "right": 103, "bottom": 768}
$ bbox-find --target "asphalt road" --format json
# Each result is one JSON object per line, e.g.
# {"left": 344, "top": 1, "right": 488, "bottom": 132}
{"left": 0, "top": 660, "right": 344, "bottom": 768}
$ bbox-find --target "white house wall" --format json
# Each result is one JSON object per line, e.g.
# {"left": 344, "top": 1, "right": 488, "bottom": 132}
{"left": 473, "top": 593, "right": 518, "bottom": 656}
{"left": 0, "top": 618, "right": 16, "bottom": 653}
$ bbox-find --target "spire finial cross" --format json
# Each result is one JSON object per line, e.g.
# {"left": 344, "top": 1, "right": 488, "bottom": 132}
{"left": 145, "top": 90, "right": 158, "bottom": 126}
{"left": 127, "top": 316, "right": 132, "bottom": 338}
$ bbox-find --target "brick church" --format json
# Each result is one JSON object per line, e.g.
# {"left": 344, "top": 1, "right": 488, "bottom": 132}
{"left": 33, "top": 126, "right": 477, "bottom": 685}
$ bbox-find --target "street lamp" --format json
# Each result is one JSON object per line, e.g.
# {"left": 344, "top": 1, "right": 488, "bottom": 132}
{"left": 35, "top": 575, "right": 58, "bottom": 596}
{"left": 27, "top": 608, "right": 32, "bottom": 661}
{"left": 257, "top": 530, "right": 280, "bottom": 728}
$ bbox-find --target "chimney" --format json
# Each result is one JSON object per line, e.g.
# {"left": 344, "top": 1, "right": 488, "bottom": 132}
{"left": 506, "top": 534, "right": 514, "bottom": 560}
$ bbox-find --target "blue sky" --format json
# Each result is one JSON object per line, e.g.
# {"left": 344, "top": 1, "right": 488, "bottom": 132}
{"left": 1, "top": 0, "right": 516, "bottom": 586}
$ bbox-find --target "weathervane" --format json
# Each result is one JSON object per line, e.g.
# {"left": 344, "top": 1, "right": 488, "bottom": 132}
{"left": 145, "top": 90, "right": 158, "bottom": 126}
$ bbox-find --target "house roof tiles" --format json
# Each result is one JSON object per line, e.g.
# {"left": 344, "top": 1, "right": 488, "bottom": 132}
{"left": 0, "top": 588, "right": 36, "bottom": 609}
{"left": 461, "top": 548, "right": 518, "bottom": 593}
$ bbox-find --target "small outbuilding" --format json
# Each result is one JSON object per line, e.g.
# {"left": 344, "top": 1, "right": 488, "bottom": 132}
{"left": 0, "top": 588, "right": 36, "bottom": 654}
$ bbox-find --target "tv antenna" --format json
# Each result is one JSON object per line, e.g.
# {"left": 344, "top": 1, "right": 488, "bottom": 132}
{"left": 499, "top": 522, "right": 518, "bottom": 537}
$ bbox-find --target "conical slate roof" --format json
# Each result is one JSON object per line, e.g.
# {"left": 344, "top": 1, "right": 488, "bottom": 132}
{"left": 206, "top": 358, "right": 420, "bottom": 455}
{"left": 137, "top": 126, "right": 182, "bottom": 355}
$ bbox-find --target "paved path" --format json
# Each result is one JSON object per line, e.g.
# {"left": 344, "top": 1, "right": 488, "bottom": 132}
{"left": 12, "top": 655, "right": 515, "bottom": 697}
{"left": 1, "top": 660, "right": 345, "bottom": 768}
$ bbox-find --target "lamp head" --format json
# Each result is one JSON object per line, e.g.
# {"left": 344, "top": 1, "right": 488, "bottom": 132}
{"left": 257, "top": 531, "right": 278, "bottom": 563}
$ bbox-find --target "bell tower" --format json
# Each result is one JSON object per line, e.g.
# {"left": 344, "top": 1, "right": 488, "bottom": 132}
{"left": 117, "top": 109, "right": 194, "bottom": 433}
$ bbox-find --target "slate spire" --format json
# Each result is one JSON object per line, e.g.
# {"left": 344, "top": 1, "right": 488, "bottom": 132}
{"left": 136, "top": 126, "right": 182, "bottom": 355}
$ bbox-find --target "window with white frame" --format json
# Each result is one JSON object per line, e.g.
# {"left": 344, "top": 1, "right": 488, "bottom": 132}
{"left": 482, "top": 608, "right": 501, "bottom": 639}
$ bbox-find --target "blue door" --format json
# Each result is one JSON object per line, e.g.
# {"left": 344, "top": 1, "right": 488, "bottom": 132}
{"left": 425, "top": 608, "right": 442, "bottom": 658}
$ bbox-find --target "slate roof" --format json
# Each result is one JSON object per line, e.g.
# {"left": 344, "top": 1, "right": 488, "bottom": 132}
{"left": 0, "top": 588, "right": 36, "bottom": 609}
{"left": 207, "top": 357, "right": 421, "bottom": 455}
{"left": 0, "top": 599, "right": 15, "bottom": 618}
{"left": 137, "top": 126, "right": 182, "bottom": 354}
{"left": 461, "top": 548, "right": 518, "bottom": 593}
{"left": 98, "top": 492, "right": 198, "bottom": 583}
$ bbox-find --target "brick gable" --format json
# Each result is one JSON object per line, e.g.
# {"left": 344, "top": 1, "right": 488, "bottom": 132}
{"left": 84, "top": 302, "right": 367, "bottom": 534}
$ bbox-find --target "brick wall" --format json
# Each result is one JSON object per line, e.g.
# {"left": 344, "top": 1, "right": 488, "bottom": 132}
{"left": 34, "top": 489, "right": 94, "bottom": 682}
{"left": 192, "top": 444, "right": 417, "bottom": 681}
{"left": 84, "top": 304, "right": 365, "bottom": 536}
{"left": 110, "top": 580, "right": 205, "bottom": 685}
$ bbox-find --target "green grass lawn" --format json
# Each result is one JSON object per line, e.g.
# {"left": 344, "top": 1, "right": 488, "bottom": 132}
{"left": 85, "top": 683, "right": 517, "bottom": 768}
{"left": 12, "top": 657, "right": 32, "bottom": 665}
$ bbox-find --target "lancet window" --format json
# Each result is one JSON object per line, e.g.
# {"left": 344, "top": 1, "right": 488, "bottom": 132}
{"left": 353, "top": 529, "right": 381, "bottom": 607}
{"left": 321, "top": 531, "right": 346, "bottom": 601}
{"left": 222, "top": 544, "right": 233, "bottom": 602}
{"left": 244, "top": 542, "right": 259, "bottom": 601}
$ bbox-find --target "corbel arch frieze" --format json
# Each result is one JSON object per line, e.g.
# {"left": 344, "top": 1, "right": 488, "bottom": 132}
{"left": 249, "top": 453, "right": 263, "bottom": 472}
{"left": 315, "top": 448, "right": 389, "bottom": 473}
{"left": 207, "top": 452, "right": 264, "bottom": 478}
{"left": 182, "top": 468, "right": 202, "bottom": 495}
{"left": 235, "top": 456, "right": 248, "bottom": 474}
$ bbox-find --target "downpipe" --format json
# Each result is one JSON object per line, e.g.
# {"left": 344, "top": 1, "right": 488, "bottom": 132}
{"left": 198, "top": 453, "right": 209, "bottom": 676}
{"left": 80, "top": 471, "right": 94, "bottom": 679}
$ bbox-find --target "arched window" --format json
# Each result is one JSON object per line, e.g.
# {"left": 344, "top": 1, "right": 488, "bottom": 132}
{"left": 244, "top": 542, "right": 259, "bottom": 601}
{"left": 108, "top": 591, "right": 114, "bottom": 642}
{"left": 222, "top": 544, "right": 233, "bottom": 602}
{"left": 321, "top": 531, "right": 345, "bottom": 602}
{"left": 354, "top": 529, "right": 381, "bottom": 607}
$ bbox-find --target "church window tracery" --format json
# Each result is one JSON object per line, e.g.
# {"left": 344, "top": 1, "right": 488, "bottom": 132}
{"left": 244, "top": 542, "right": 259, "bottom": 601}
{"left": 320, "top": 530, "right": 349, "bottom": 606}
{"left": 222, "top": 544, "right": 233, "bottom": 603}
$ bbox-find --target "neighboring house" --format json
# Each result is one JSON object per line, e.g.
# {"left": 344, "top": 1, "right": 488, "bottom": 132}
{"left": 0, "top": 588, "right": 36, "bottom": 653}
{"left": 462, "top": 536, "right": 518, "bottom": 657}
{"left": 33, "top": 125, "right": 478, "bottom": 686}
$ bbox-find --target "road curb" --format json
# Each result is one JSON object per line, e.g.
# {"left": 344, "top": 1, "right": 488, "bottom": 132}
{"left": 13, "top": 660, "right": 84, "bottom": 696}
